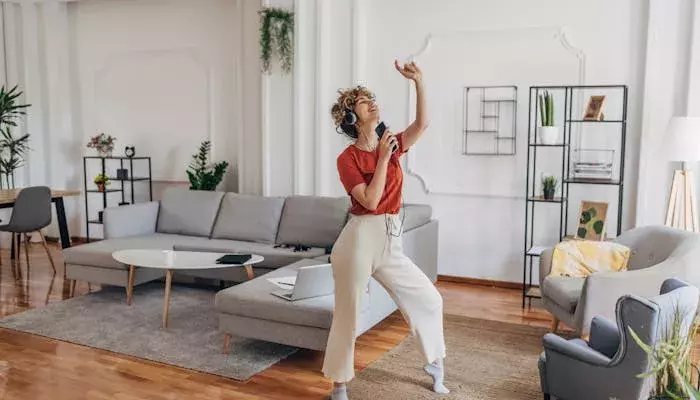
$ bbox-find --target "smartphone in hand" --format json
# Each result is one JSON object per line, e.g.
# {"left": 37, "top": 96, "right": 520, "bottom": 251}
{"left": 375, "top": 121, "right": 397, "bottom": 152}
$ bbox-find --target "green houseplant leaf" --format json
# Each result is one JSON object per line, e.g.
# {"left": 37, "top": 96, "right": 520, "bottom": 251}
{"left": 259, "top": 7, "right": 294, "bottom": 74}
{"left": 186, "top": 140, "right": 229, "bottom": 191}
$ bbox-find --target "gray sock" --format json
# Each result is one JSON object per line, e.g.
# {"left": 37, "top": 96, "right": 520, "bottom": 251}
{"left": 424, "top": 358, "right": 450, "bottom": 394}
{"left": 330, "top": 383, "right": 349, "bottom": 400}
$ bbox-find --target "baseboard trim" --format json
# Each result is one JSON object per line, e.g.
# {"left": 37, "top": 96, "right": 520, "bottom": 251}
{"left": 45, "top": 236, "right": 89, "bottom": 245}
{"left": 437, "top": 275, "right": 536, "bottom": 290}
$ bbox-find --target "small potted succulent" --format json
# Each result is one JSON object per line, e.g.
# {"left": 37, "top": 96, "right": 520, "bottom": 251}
{"left": 541, "top": 175, "right": 558, "bottom": 200}
{"left": 87, "top": 132, "right": 116, "bottom": 157}
{"left": 94, "top": 173, "right": 110, "bottom": 192}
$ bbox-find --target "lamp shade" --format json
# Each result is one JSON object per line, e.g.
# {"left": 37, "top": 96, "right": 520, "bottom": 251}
{"left": 664, "top": 117, "right": 700, "bottom": 162}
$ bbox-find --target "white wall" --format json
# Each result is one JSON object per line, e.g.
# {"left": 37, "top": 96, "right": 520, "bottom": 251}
{"left": 1, "top": 0, "right": 261, "bottom": 239}
{"left": 268, "top": 0, "right": 650, "bottom": 283}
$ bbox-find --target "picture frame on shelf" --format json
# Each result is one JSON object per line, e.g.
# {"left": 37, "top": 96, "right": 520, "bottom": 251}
{"left": 575, "top": 201, "right": 609, "bottom": 241}
{"left": 583, "top": 95, "right": 606, "bottom": 121}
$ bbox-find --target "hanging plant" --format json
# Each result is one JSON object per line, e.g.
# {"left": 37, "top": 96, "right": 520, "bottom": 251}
{"left": 258, "top": 7, "right": 294, "bottom": 74}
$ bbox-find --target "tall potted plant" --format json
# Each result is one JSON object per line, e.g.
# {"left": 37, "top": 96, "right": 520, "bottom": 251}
{"left": 186, "top": 140, "right": 229, "bottom": 191}
{"left": 538, "top": 90, "right": 560, "bottom": 145}
{"left": 0, "top": 85, "right": 30, "bottom": 189}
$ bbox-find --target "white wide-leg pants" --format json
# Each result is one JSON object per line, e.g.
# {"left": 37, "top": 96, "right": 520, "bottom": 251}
{"left": 322, "top": 214, "right": 446, "bottom": 383}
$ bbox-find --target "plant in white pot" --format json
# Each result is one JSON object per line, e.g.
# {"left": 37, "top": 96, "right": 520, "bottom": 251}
{"left": 538, "top": 91, "right": 560, "bottom": 145}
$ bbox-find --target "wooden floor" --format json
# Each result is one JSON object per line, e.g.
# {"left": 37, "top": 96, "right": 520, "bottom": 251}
{"left": 0, "top": 243, "right": 555, "bottom": 399}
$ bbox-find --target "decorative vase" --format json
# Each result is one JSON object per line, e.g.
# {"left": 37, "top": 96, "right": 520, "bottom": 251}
{"left": 98, "top": 148, "right": 112, "bottom": 158}
{"left": 97, "top": 183, "right": 105, "bottom": 192}
{"left": 543, "top": 188, "right": 555, "bottom": 200}
{"left": 538, "top": 126, "right": 560, "bottom": 145}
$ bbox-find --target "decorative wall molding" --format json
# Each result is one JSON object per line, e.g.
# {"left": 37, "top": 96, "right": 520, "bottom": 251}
{"left": 405, "top": 26, "right": 586, "bottom": 198}
{"left": 92, "top": 47, "right": 213, "bottom": 180}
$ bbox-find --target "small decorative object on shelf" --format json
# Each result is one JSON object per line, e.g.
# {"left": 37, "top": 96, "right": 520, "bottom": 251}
{"left": 186, "top": 140, "right": 229, "bottom": 191}
{"left": 575, "top": 201, "right": 608, "bottom": 241}
{"left": 97, "top": 211, "right": 103, "bottom": 223}
{"left": 583, "top": 95, "right": 606, "bottom": 121}
{"left": 116, "top": 168, "right": 129, "bottom": 180}
{"left": 538, "top": 90, "right": 559, "bottom": 145}
{"left": 94, "top": 173, "right": 109, "bottom": 192}
{"left": 258, "top": 7, "right": 294, "bottom": 74}
{"left": 87, "top": 132, "right": 116, "bottom": 157}
{"left": 125, "top": 146, "right": 135, "bottom": 158}
{"left": 541, "top": 175, "right": 558, "bottom": 200}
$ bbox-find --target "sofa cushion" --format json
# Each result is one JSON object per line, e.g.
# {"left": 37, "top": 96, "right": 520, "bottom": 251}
{"left": 276, "top": 196, "right": 349, "bottom": 248}
{"left": 542, "top": 276, "right": 584, "bottom": 313}
{"left": 401, "top": 204, "right": 432, "bottom": 231}
{"left": 215, "top": 259, "right": 341, "bottom": 329}
{"left": 211, "top": 193, "right": 285, "bottom": 244}
{"left": 63, "top": 234, "right": 215, "bottom": 270}
{"left": 173, "top": 238, "right": 326, "bottom": 269}
{"left": 156, "top": 188, "right": 224, "bottom": 237}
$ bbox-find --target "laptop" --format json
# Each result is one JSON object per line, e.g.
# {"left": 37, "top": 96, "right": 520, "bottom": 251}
{"left": 271, "top": 264, "right": 334, "bottom": 301}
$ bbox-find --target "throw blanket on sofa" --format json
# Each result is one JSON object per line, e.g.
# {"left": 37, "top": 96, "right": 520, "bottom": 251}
{"left": 550, "top": 240, "right": 631, "bottom": 277}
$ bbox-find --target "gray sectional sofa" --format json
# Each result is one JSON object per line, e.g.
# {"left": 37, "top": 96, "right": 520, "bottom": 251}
{"left": 63, "top": 187, "right": 439, "bottom": 350}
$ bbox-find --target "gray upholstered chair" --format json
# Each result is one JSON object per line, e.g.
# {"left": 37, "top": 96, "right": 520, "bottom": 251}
{"left": 540, "top": 225, "right": 700, "bottom": 335}
{"left": 0, "top": 186, "right": 57, "bottom": 274}
{"left": 539, "top": 278, "right": 699, "bottom": 400}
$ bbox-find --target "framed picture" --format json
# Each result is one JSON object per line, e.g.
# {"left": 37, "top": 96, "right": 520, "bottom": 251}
{"left": 575, "top": 201, "right": 608, "bottom": 241}
{"left": 583, "top": 95, "right": 606, "bottom": 121}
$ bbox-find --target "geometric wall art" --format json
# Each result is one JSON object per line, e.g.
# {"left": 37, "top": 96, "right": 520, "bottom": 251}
{"left": 463, "top": 85, "right": 517, "bottom": 156}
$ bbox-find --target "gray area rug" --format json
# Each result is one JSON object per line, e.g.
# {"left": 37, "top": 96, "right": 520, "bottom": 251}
{"left": 0, "top": 283, "right": 298, "bottom": 381}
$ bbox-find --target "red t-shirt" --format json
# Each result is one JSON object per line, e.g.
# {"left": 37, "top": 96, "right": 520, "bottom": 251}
{"left": 336, "top": 132, "right": 408, "bottom": 215}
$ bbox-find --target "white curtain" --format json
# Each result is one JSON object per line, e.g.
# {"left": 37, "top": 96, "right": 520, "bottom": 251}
{"left": 1, "top": 0, "right": 76, "bottom": 189}
{"left": 0, "top": 0, "right": 80, "bottom": 238}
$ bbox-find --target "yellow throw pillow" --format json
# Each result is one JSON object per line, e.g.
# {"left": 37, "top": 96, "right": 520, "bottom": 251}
{"left": 549, "top": 240, "right": 631, "bottom": 278}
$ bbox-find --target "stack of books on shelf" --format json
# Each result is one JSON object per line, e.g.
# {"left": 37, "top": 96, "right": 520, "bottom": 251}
{"left": 571, "top": 161, "right": 613, "bottom": 180}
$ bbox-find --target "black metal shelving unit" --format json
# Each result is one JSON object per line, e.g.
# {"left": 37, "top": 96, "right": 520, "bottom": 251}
{"left": 83, "top": 156, "right": 153, "bottom": 242}
{"left": 522, "top": 85, "right": 628, "bottom": 308}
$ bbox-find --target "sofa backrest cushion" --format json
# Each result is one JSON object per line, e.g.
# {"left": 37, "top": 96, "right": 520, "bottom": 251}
{"left": 211, "top": 193, "right": 285, "bottom": 244}
{"left": 156, "top": 188, "right": 224, "bottom": 237}
{"left": 276, "top": 196, "right": 349, "bottom": 248}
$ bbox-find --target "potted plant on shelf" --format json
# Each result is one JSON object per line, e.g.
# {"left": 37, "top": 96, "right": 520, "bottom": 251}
{"left": 87, "top": 132, "right": 116, "bottom": 157}
{"left": 94, "top": 173, "right": 110, "bottom": 192}
{"left": 541, "top": 175, "right": 558, "bottom": 200}
{"left": 630, "top": 308, "right": 700, "bottom": 399}
{"left": 186, "top": 140, "right": 229, "bottom": 191}
{"left": 538, "top": 90, "right": 559, "bottom": 145}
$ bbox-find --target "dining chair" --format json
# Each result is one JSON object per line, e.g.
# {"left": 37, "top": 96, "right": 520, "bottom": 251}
{"left": 0, "top": 186, "right": 57, "bottom": 274}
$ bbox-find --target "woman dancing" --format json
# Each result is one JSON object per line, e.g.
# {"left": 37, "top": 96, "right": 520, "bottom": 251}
{"left": 322, "top": 60, "right": 448, "bottom": 400}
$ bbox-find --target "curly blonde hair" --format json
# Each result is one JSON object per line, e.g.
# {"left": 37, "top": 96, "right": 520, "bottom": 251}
{"left": 330, "top": 85, "right": 376, "bottom": 136}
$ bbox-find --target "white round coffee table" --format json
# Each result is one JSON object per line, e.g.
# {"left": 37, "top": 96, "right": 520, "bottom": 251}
{"left": 112, "top": 249, "right": 264, "bottom": 328}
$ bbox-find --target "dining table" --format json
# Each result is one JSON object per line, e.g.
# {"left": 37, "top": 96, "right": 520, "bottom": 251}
{"left": 0, "top": 188, "right": 80, "bottom": 255}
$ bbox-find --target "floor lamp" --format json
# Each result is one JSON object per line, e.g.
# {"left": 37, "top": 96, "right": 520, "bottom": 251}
{"left": 665, "top": 117, "right": 700, "bottom": 232}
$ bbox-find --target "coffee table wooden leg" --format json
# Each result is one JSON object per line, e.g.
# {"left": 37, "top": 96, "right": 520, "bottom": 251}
{"left": 162, "top": 269, "right": 173, "bottom": 329}
{"left": 245, "top": 264, "right": 254, "bottom": 280}
{"left": 126, "top": 265, "right": 135, "bottom": 305}
{"left": 223, "top": 333, "right": 232, "bottom": 354}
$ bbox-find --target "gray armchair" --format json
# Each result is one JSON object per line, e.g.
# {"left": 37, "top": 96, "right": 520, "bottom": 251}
{"left": 540, "top": 225, "right": 700, "bottom": 335}
{"left": 539, "top": 278, "right": 699, "bottom": 400}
